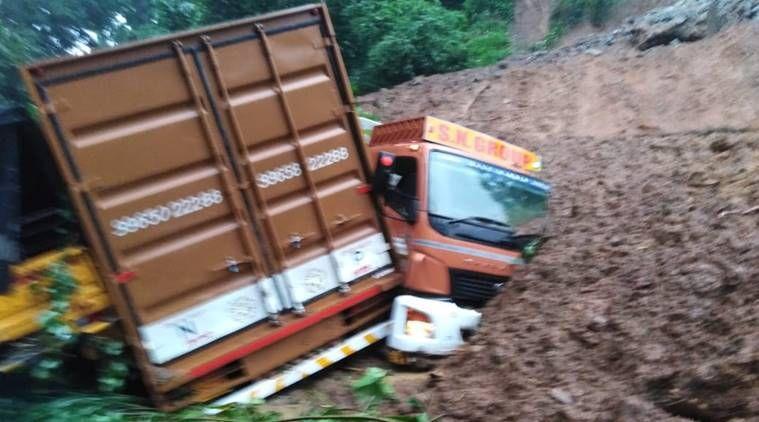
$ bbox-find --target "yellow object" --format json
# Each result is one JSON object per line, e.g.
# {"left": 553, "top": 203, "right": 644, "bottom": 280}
{"left": 423, "top": 116, "right": 542, "bottom": 172}
{"left": 79, "top": 320, "right": 112, "bottom": 335}
{"left": 386, "top": 349, "right": 408, "bottom": 366}
{"left": 0, "top": 247, "right": 110, "bottom": 343}
{"left": 404, "top": 320, "right": 435, "bottom": 339}
{"left": 315, "top": 356, "right": 333, "bottom": 368}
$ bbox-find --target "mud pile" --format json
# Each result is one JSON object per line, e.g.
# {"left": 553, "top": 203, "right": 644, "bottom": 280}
{"left": 427, "top": 130, "right": 758, "bottom": 421}
{"left": 360, "top": 24, "right": 759, "bottom": 421}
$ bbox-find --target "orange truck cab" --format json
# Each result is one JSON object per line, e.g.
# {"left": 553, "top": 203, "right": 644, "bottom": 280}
{"left": 369, "top": 117, "right": 551, "bottom": 306}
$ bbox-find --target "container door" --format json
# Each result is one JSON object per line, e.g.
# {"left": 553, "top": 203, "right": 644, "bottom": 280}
{"left": 197, "top": 23, "right": 392, "bottom": 312}
{"left": 26, "top": 47, "right": 280, "bottom": 364}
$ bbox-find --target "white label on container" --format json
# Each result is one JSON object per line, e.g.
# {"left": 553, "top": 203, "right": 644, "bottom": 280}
{"left": 283, "top": 254, "right": 341, "bottom": 305}
{"left": 331, "top": 232, "right": 392, "bottom": 283}
{"left": 139, "top": 282, "right": 270, "bottom": 364}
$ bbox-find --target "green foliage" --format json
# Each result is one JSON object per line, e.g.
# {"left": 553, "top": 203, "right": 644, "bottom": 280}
{"left": 0, "top": 26, "right": 43, "bottom": 107}
{"left": 200, "top": 0, "right": 313, "bottom": 24}
{"left": 15, "top": 394, "right": 282, "bottom": 422}
{"left": 28, "top": 257, "right": 130, "bottom": 392}
{"left": 10, "top": 367, "right": 435, "bottom": 421}
{"left": 346, "top": 0, "right": 458, "bottom": 89}
{"left": 0, "top": 0, "right": 519, "bottom": 104}
{"left": 92, "top": 338, "right": 130, "bottom": 392}
{"left": 335, "top": 0, "right": 509, "bottom": 92}
{"left": 541, "top": 0, "right": 616, "bottom": 50}
{"left": 463, "top": 0, "right": 513, "bottom": 21}
{"left": 30, "top": 260, "right": 78, "bottom": 381}
{"left": 0, "top": 0, "right": 136, "bottom": 106}
{"left": 111, "top": 0, "right": 206, "bottom": 43}
{"left": 465, "top": 19, "right": 511, "bottom": 67}
{"left": 352, "top": 367, "right": 395, "bottom": 411}
{"left": 550, "top": 0, "right": 617, "bottom": 31}
{"left": 0, "top": 0, "right": 208, "bottom": 106}
{"left": 532, "top": 24, "right": 565, "bottom": 51}
{"left": 345, "top": 0, "right": 477, "bottom": 93}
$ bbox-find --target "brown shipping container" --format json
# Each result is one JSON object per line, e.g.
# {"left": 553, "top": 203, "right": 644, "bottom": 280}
{"left": 21, "top": 4, "right": 401, "bottom": 409}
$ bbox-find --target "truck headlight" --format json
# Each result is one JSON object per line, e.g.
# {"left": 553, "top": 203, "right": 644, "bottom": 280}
{"left": 404, "top": 309, "right": 434, "bottom": 339}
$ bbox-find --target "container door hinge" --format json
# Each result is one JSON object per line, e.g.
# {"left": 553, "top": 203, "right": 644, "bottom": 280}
{"left": 314, "top": 37, "right": 332, "bottom": 49}
{"left": 333, "top": 105, "right": 352, "bottom": 118}
{"left": 71, "top": 177, "right": 104, "bottom": 193}
{"left": 42, "top": 99, "right": 71, "bottom": 115}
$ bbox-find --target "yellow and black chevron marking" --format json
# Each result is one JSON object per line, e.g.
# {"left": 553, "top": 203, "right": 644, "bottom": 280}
{"left": 214, "top": 321, "right": 390, "bottom": 405}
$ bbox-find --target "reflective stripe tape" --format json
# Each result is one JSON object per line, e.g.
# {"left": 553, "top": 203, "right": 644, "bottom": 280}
{"left": 213, "top": 321, "right": 391, "bottom": 406}
{"left": 315, "top": 356, "right": 332, "bottom": 368}
{"left": 413, "top": 239, "right": 525, "bottom": 265}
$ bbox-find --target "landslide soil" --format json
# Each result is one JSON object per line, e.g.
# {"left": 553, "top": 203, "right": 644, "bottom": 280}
{"left": 359, "top": 24, "right": 759, "bottom": 421}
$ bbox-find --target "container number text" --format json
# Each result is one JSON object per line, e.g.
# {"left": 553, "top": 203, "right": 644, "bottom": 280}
{"left": 256, "top": 147, "right": 349, "bottom": 188}
{"left": 110, "top": 189, "right": 224, "bottom": 237}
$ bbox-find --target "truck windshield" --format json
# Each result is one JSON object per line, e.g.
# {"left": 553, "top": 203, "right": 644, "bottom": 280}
{"left": 428, "top": 151, "right": 550, "bottom": 232}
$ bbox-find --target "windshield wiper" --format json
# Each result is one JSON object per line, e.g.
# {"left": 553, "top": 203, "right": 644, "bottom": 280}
{"left": 447, "top": 216, "right": 512, "bottom": 229}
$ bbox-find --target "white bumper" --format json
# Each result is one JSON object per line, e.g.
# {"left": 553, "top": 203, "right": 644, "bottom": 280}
{"left": 386, "top": 295, "right": 481, "bottom": 355}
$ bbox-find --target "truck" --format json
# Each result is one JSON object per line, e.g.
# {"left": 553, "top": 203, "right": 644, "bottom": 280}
{"left": 369, "top": 116, "right": 550, "bottom": 307}
{"left": 1, "top": 3, "right": 551, "bottom": 410}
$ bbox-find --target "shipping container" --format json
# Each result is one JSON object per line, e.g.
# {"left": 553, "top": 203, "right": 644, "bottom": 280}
{"left": 22, "top": 4, "right": 401, "bottom": 409}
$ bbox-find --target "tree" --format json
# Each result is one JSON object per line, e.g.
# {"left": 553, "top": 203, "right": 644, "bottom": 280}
{"left": 463, "top": 0, "right": 513, "bottom": 21}
{"left": 112, "top": 0, "right": 205, "bottom": 42}
{"left": 0, "top": 0, "right": 209, "bottom": 107}
{"left": 0, "top": 0, "right": 135, "bottom": 106}
{"left": 341, "top": 0, "right": 471, "bottom": 92}
{"left": 200, "top": 0, "right": 313, "bottom": 24}
{"left": 0, "top": 0, "right": 515, "bottom": 106}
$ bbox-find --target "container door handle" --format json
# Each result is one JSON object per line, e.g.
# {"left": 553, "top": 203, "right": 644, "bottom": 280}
{"left": 287, "top": 232, "right": 316, "bottom": 249}
{"left": 210, "top": 256, "right": 253, "bottom": 273}
{"left": 331, "top": 213, "right": 361, "bottom": 227}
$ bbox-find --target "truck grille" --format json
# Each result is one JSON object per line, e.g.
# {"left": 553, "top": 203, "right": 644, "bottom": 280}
{"left": 449, "top": 269, "right": 508, "bottom": 306}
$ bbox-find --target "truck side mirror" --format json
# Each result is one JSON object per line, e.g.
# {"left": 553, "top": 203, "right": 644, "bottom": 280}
{"left": 372, "top": 151, "right": 396, "bottom": 196}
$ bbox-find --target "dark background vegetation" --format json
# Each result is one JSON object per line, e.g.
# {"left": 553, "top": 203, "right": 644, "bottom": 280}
{"left": 0, "top": 0, "right": 617, "bottom": 107}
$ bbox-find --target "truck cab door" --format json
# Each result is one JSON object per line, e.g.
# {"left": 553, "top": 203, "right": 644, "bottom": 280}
{"left": 373, "top": 154, "right": 418, "bottom": 264}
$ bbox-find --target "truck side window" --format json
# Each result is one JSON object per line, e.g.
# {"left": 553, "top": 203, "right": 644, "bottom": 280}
{"left": 386, "top": 157, "right": 417, "bottom": 221}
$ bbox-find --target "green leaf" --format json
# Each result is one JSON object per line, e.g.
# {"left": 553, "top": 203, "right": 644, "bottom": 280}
{"left": 99, "top": 339, "right": 125, "bottom": 357}
{"left": 388, "top": 415, "right": 431, "bottom": 422}
{"left": 39, "top": 310, "right": 59, "bottom": 327}
{"left": 352, "top": 367, "right": 396, "bottom": 409}
{"left": 30, "top": 357, "right": 63, "bottom": 380}
{"left": 407, "top": 397, "right": 424, "bottom": 411}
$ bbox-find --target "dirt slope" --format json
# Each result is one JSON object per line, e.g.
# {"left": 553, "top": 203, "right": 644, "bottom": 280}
{"left": 359, "top": 23, "right": 759, "bottom": 421}
{"left": 512, "top": 0, "right": 552, "bottom": 48}
{"left": 360, "top": 24, "right": 759, "bottom": 143}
